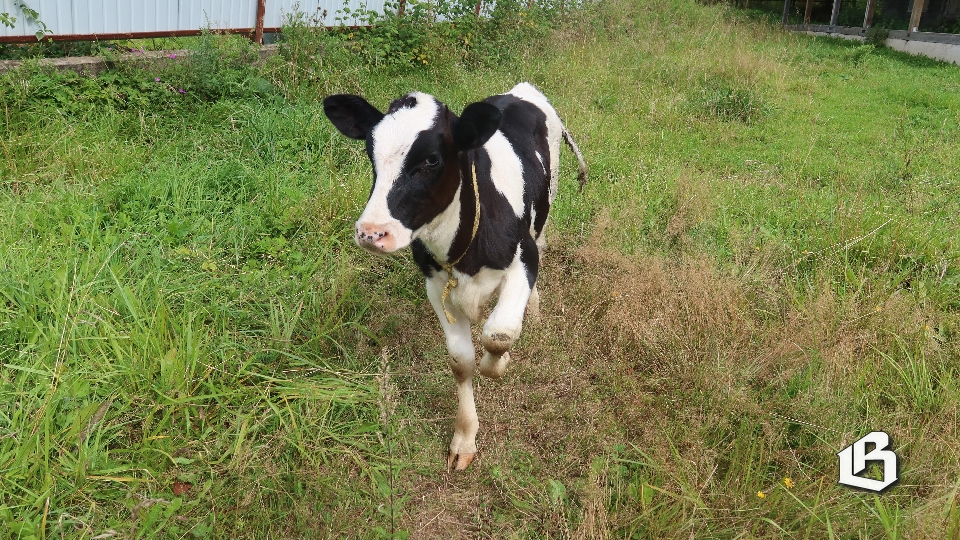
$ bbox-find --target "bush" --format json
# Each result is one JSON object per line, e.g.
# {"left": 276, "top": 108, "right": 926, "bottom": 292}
{"left": 865, "top": 26, "right": 890, "bottom": 48}
{"left": 276, "top": 0, "right": 575, "bottom": 73}
{"left": 0, "top": 31, "right": 275, "bottom": 118}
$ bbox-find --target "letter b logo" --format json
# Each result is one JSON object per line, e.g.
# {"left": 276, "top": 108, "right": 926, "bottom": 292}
{"left": 837, "top": 431, "right": 898, "bottom": 492}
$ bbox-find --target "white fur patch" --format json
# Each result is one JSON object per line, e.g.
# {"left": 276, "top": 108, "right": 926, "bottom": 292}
{"left": 448, "top": 265, "right": 510, "bottom": 324}
{"left": 483, "top": 131, "right": 525, "bottom": 217}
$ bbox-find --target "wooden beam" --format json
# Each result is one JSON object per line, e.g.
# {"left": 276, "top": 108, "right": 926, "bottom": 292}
{"left": 253, "top": 0, "right": 266, "bottom": 44}
{"left": 863, "top": 0, "right": 876, "bottom": 28}
{"left": 908, "top": 0, "right": 925, "bottom": 31}
{"left": 829, "top": 0, "right": 841, "bottom": 25}
{"left": 782, "top": 0, "right": 792, "bottom": 25}
{"left": 804, "top": 0, "right": 813, "bottom": 24}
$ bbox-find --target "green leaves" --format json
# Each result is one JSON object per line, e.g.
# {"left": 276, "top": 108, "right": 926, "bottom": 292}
{"left": 0, "top": 2, "right": 51, "bottom": 39}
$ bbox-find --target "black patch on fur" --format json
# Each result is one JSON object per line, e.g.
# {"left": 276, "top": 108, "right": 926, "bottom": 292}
{"left": 387, "top": 95, "right": 418, "bottom": 113}
{"left": 519, "top": 233, "right": 539, "bottom": 287}
{"left": 411, "top": 239, "right": 442, "bottom": 277}
{"left": 444, "top": 157, "right": 480, "bottom": 264}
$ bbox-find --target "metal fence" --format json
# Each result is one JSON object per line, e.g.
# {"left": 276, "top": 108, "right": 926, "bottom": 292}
{"left": 0, "top": 0, "right": 386, "bottom": 43}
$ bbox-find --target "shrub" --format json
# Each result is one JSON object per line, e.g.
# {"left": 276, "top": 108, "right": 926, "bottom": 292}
{"left": 276, "top": 0, "right": 574, "bottom": 73}
{"left": 865, "top": 26, "right": 890, "bottom": 48}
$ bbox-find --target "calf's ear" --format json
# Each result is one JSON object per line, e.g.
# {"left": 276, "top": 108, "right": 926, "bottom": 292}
{"left": 453, "top": 102, "right": 501, "bottom": 150}
{"left": 323, "top": 94, "right": 385, "bottom": 140}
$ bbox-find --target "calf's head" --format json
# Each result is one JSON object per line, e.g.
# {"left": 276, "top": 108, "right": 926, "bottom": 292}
{"left": 323, "top": 92, "right": 501, "bottom": 254}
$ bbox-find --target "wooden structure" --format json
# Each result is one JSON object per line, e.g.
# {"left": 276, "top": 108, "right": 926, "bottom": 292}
{"left": 786, "top": 0, "right": 959, "bottom": 30}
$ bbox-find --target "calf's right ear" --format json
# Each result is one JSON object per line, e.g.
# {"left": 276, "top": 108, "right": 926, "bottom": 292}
{"left": 453, "top": 102, "right": 501, "bottom": 150}
{"left": 323, "top": 94, "right": 385, "bottom": 140}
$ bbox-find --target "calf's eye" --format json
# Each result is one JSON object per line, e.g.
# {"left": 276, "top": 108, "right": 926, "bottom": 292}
{"left": 424, "top": 154, "right": 440, "bottom": 167}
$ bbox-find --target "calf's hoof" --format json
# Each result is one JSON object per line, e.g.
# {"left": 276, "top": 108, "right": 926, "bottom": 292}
{"left": 479, "top": 350, "right": 510, "bottom": 379}
{"left": 447, "top": 451, "right": 477, "bottom": 471}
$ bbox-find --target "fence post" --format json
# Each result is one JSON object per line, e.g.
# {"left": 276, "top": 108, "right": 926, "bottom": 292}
{"left": 804, "top": 0, "right": 813, "bottom": 24}
{"left": 398, "top": 0, "right": 406, "bottom": 16}
{"left": 475, "top": 0, "right": 482, "bottom": 16}
{"left": 829, "top": 0, "right": 841, "bottom": 26}
{"left": 782, "top": 0, "right": 792, "bottom": 26}
{"left": 863, "top": 0, "right": 876, "bottom": 27}
{"left": 253, "top": 0, "right": 266, "bottom": 44}
{"left": 908, "top": 0, "right": 924, "bottom": 31}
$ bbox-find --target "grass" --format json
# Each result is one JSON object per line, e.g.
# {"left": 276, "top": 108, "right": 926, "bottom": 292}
{"left": 1, "top": 0, "right": 960, "bottom": 537}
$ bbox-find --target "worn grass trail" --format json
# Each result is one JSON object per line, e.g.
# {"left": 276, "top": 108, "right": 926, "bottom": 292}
{"left": 1, "top": 0, "right": 959, "bottom": 537}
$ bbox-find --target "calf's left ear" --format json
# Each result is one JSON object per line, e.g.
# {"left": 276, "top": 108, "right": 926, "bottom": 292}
{"left": 453, "top": 102, "right": 501, "bottom": 150}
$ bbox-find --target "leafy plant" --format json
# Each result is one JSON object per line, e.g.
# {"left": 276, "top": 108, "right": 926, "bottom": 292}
{"left": 865, "top": 26, "right": 890, "bottom": 47}
{"left": 276, "top": 0, "right": 573, "bottom": 73}
{"left": 0, "top": 2, "right": 51, "bottom": 40}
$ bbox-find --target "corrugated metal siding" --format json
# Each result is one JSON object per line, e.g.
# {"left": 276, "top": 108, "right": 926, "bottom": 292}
{"left": 263, "top": 0, "right": 388, "bottom": 27}
{"left": 0, "top": 0, "right": 354, "bottom": 38}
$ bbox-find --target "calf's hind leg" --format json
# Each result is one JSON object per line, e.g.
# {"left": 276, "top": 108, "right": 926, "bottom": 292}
{"left": 425, "top": 275, "right": 479, "bottom": 471}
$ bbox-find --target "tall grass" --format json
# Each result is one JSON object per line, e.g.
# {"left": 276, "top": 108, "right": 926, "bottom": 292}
{"left": 1, "top": 0, "right": 959, "bottom": 537}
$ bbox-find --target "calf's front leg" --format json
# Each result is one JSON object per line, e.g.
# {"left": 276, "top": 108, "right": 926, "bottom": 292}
{"left": 479, "top": 242, "right": 537, "bottom": 379}
{"left": 425, "top": 274, "right": 479, "bottom": 471}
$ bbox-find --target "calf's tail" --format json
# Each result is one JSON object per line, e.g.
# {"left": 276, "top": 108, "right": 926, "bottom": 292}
{"left": 562, "top": 127, "right": 588, "bottom": 191}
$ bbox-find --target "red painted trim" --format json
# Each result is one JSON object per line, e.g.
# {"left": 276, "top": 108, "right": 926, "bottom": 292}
{"left": 0, "top": 26, "right": 370, "bottom": 45}
{"left": 0, "top": 28, "right": 250, "bottom": 44}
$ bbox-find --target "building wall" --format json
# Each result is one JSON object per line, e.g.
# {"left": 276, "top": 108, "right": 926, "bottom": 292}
{"left": 0, "top": 0, "right": 385, "bottom": 39}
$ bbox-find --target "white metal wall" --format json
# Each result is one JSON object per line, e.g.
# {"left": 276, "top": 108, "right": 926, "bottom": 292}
{"left": 0, "top": 0, "right": 386, "bottom": 39}
{"left": 263, "top": 0, "right": 386, "bottom": 28}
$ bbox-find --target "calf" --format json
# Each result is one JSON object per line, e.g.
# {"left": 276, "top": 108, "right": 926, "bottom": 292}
{"left": 323, "top": 82, "right": 587, "bottom": 470}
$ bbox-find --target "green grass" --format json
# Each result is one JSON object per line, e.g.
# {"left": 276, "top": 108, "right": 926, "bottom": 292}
{"left": 1, "top": 0, "right": 960, "bottom": 537}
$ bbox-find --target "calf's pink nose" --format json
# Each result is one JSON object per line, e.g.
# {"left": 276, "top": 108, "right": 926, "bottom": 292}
{"left": 356, "top": 223, "right": 392, "bottom": 251}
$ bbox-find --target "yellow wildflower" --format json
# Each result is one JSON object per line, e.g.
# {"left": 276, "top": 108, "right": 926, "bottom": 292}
{"left": 757, "top": 491, "right": 766, "bottom": 499}
{"left": 784, "top": 478, "right": 794, "bottom": 489}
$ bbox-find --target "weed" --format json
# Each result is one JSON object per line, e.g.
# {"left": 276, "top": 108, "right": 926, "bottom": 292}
{"left": 866, "top": 26, "right": 891, "bottom": 48}
{"left": 695, "top": 78, "right": 769, "bottom": 123}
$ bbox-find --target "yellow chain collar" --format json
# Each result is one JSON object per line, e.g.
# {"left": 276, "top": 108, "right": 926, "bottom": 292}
{"left": 439, "top": 162, "right": 480, "bottom": 324}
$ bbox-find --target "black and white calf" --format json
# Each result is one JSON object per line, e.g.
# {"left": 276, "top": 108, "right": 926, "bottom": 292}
{"left": 323, "top": 82, "right": 587, "bottom": 470}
